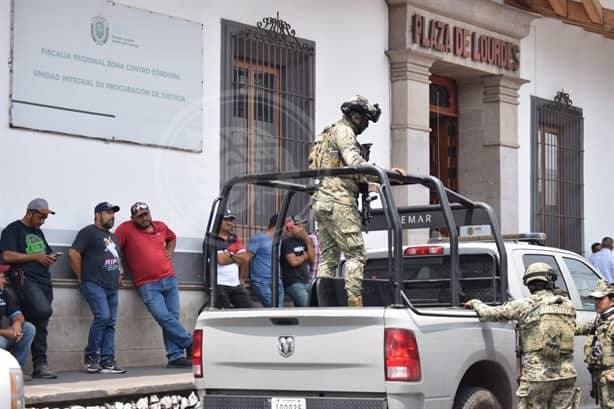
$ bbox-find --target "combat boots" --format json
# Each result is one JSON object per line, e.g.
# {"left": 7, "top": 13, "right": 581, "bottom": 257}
{"left": 347, "top": 295, "right": 363, "bottom": 307}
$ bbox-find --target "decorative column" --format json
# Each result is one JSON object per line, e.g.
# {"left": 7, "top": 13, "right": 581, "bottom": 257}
{"left": 457, "top": 75, "right": 528, "bottom": 234}
{"left": 387, "top": 49, "right": 438, "bottom": 243}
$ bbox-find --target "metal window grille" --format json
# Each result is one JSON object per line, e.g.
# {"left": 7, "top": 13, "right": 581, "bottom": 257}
{"left": 220, "top": 16, "right": 315, "bottom": 240}
{"left": 531, "top": 94, "right": 584, "bottom": 254}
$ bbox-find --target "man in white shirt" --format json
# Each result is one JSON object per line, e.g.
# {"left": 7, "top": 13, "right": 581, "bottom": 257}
{"left": 214, "top": 209, "right": 253, "bottom": 308}
{"left": 590, "top": 237, "right": 614, "bottom": 282}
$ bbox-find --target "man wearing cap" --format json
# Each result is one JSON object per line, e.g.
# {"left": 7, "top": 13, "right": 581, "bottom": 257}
{"left": 115, "top": 202, "right": 192, "bottom": 368}
{"left": 280, "top": 216, "right": 315, "bottom": 307}
{"left": 68, "top": 202, "right": 126, "bottom": 374}
{"left": 214, "top": 209, "right": 253, "bottom": 308}
{"left": 576, "top": 280, "right": 614, "bottom": 407}
{"left": 0, "top": 198, "right": 58, "bottom": 379}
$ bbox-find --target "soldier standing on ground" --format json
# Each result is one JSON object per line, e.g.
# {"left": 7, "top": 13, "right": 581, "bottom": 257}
{"left": 309, "top": 95, "right": 406, "bottom": 307}
{"left": 465, "top": 262, "right": 580, "bottom": 409}
{"left": 576, "top": 280, "right": 614, "bottom": 408}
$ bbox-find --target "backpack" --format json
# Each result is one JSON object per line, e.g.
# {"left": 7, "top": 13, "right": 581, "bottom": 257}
{"left": 308, "top": 125, "right": 343, "bottom": 170}
{"left": 520, "top": 295, "right": 576, "bottom": 360}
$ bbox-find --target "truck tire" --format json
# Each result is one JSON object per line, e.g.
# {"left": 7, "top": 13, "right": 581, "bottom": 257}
{"left": 453, "top": 387, "right": 502, "bottom": 409}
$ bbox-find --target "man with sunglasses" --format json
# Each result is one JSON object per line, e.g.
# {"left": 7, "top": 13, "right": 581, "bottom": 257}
{"left": 0, "top": 198, "right": 59, "bottom": 379}
{"left": 115, "top": 202, "right": 192, "bottom": 368}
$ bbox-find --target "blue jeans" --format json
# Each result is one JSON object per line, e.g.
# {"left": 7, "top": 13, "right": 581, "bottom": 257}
{"left": 284, "top": 282, "right": 309, "bottom": 307}
{"left": 81, "top": 281, "right": 118, "bottom": 362}
{"left": 137, "top": 276, "right": 192, "bottom": 361}
{"left": 251, "top": 280, "right": 284, "bottom": 307}
{"left": 0, "top": 321, "right": 36, "bottom": 368}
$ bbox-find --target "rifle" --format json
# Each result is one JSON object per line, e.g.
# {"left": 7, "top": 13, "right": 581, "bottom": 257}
{"left": 515, "top": 323, "right": 523, "bottom": 385}
{"left": 358, "top": 143, "right": 376, "bottom": 231}
{"left": 587, "top": 318, "right": 602, "bottom": 405}
{"left": 589, "top": 337, "right": 603, "bottom": 404}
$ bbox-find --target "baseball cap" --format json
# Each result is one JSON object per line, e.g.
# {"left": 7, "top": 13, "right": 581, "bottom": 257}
{"left": 590, "top": 280, "right": 614, "bottom": 298}
{"left": 27, "top": 198, "right": 55, "bottom": 215}
{"left": 285, "top": 215, "right": 306, "bottom": 228}
{"left": 94, "top": 202, "right": 120, "bottom": 213}
{"left": 223, "top": 209, "right": 237, "bottom": 221}
{"left": 130, "top": 202, "right": 150, "bottom": 216}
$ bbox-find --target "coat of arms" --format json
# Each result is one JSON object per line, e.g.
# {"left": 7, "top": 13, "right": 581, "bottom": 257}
{"left": 90, "top": 14, "right": 109, "bottom": 46}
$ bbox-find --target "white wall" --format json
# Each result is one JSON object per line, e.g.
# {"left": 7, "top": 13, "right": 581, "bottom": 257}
{"left": 0, "top": 0, "right": 390, "bottom": 250}
{"left": 518, "top": 17, "right": 614, "bottom": 253}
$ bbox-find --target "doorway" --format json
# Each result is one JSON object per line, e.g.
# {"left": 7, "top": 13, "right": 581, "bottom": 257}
{"left": 429, "top": 75, "right": 458, "bottom": 202}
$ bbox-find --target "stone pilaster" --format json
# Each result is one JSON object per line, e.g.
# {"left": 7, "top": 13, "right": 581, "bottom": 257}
{"left": 387, "top": 49, "right": 438, "bottom": 243}
{"left": 458, "top": 75, "right": 528, "bottom": 234}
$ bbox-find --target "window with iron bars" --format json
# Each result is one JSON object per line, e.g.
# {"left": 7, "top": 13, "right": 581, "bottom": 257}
{"left": 220, "top": 18, "right": 315, "bottom": 241}
{"left": 531, "top": 95, "right": 584, "bottom": 254}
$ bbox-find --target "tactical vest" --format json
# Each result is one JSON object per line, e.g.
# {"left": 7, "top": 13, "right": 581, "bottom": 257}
{"left": 309, "top": 125, "right": 344, "bottom": 170}
{"left": 584, "top": 319, "right": 614, "bottom": 369}
{"left": 520, "top": 297, "right": 576, "bottom": 359}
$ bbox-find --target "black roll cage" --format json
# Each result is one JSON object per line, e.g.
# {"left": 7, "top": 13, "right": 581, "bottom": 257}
{"left": 203, "top": 165, "right": 508, "bottom": 309}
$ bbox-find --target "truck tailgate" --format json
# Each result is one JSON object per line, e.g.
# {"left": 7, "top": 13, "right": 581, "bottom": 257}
{"left": 200, "top": 307, "right": 386, "bottom": 392}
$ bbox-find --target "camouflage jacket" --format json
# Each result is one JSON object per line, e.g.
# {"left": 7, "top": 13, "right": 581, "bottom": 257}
{"left": 471, "top": 290, "right": 577, "bottom": 382}
{"left": 576, "top": 310, "right": 614, "bottom": 374}
{"left": 312, "top": 117, "right": 369, "bottom": 208}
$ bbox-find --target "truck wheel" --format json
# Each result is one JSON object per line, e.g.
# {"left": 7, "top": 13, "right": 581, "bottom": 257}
{"left": 453, "top": 387, "right": 502, "bottom": 409}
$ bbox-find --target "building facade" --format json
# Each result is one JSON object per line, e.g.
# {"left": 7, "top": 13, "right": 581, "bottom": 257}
{"left": 0, "top": 0, "right": 612, "bottom": 369}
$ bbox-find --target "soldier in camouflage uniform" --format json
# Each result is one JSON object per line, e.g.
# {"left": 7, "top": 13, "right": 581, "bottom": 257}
{"left": 309, "top": 96, "right": 405, "bottom": 307}
{"left": 576, "top": 280, "right": 614, "bottom": 408}
{"left": 465, "top": 262, "right": 580, "bottom": 409}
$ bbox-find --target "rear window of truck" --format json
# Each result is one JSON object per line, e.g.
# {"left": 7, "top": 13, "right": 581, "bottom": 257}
{"left": 363, "top": 254, "right": 499, "bottom": 307}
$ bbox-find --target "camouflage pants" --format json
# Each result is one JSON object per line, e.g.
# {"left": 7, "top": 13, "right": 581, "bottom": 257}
{"left": 516, "top": 378, "right": 579, "bottom": 409}
{"left": 313, "top": 200, "right": 365, "bottom": 299}
{"left": 598, "top": 371, "right": 614, "bottom": 409}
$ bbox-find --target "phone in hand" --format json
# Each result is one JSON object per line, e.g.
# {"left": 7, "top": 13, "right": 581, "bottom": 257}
{"left": 51, "top": 252, "right": 64, "bottom": 258}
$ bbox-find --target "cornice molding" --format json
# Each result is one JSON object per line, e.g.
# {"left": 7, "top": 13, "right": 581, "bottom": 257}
{"left": 386, "top": 0, "right": 539, "bottom": 39}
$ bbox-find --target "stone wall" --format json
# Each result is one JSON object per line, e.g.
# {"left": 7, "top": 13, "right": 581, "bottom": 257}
{"left": 27, "top": 286, "right": 207, "bottom": 372}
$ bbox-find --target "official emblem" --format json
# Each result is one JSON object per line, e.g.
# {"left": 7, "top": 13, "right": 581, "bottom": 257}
{"left": 90, "top": 14, "right": 109, "bottom": 46}
{"left": 278, "top": 336, "right": 295, "bottom": 358}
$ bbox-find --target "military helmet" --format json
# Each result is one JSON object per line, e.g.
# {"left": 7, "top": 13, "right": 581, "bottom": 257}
{"left": 522, "top": 262, "right": 557, "bottom": 285}
{"left": 341, "top": 95, "right": 381, "bottom": 123}
{"left": 590, "top": 280, "right": 614, "bottom": 298}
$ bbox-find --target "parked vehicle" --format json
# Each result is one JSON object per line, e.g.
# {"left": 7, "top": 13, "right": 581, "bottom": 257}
{"left": 192, "top": 167, "right": 600, "bottom": 409}
{"left": 0, "top": 349, "right": 25, "bottom": 409}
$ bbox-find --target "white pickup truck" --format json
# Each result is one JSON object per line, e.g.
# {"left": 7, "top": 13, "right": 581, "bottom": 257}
{"left": 0, "top": 349, "right": 25, "bottom": 409}
{"left": 192, "top": 167, "right": 601, "bottom": 409}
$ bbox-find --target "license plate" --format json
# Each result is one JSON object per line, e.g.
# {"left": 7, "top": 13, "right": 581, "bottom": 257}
{"left": 271, "top": 397, "right": 306, "bottom": 409}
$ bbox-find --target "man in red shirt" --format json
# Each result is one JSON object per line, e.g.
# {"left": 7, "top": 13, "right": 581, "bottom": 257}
{"left": 114, "top": 202, "right": 192, "bottom": 368}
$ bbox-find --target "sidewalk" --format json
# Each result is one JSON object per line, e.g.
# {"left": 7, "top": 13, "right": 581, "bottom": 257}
{"left": 25, "top": 367, "right": 194, "bottom": 406}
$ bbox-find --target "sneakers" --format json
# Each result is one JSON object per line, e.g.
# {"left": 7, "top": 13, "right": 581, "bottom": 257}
{"left": 32, "top": 365, "right": 58, "bottom": 379}
{"left": 100, "top": 360, "right": 127, "bottom": 374}
{"left": 84, "top": 355, "right": 102, "bottom": 373}
{"left": 185, "top": 342, "right": 193, "bottom": 360}
{"left": 167, "top": 357, "right": 192, "bottom": 368}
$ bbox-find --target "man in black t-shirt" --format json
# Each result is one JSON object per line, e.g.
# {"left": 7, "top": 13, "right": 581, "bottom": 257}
{"left": 0, "top": 267, "right": 35, "bottom": 377}
{"left": 280, "top": 216, "right": 315, "bottom": 307}
{"left": 0, "top": 198, "right": 58, "bottom": 379}
{"left": 68, "top": 202, "right": 126, "bottom": 374}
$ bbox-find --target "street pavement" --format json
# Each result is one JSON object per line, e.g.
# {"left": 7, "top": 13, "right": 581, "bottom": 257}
{"left": 26, "top": 366, "right": 194, "bottom": 406}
